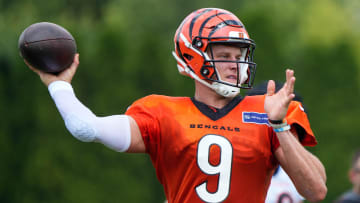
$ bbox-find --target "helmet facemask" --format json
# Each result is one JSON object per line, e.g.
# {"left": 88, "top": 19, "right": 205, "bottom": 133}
{"left": 201, "top": 40, "right": 256, "bottom": 89}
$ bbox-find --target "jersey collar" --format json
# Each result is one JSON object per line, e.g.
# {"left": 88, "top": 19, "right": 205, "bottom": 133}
{"left": 191, "top": 96, "right": 243, "bottom": 121}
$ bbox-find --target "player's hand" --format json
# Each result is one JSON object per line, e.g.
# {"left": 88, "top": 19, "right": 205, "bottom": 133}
{"left": 264, "top": 69, "right": 296, "bottom": 121}
{"left": 26, "top": 53, "right": 80, "bottom": 87}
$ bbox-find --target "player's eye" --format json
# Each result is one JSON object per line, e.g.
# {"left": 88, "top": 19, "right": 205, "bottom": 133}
{"left": 216, "top": 53, "right": 229, "bottom": 59}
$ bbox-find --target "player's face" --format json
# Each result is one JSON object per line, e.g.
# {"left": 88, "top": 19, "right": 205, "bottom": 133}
{"left": 208, "top": 44, "right": 245, "bottom": 85}
{"left": 350, "top": 158, "right": 360, "bottom": 188}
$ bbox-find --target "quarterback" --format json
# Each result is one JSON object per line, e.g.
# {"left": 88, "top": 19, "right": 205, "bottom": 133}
{"left": 25, "top": 8, "right": 327, "bottom": 203}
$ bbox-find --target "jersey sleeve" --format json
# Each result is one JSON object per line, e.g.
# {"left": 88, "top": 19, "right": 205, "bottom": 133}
{"left": 125, "top": 95, "right": 161, "bottom": 156}
{"left": 286, "top": 101, "right": 317, "bottom": 146}
{"left": 271, "top": 100, "right": 317, "bottom": 150}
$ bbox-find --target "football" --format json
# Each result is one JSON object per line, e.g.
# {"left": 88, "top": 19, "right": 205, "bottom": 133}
{"left": 18, "top": 22, "right": 77, "bottom": 74}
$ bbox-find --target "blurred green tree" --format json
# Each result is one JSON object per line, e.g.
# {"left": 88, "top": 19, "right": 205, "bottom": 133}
{"left": 0, "top": 0, "right": 359, "bottom": 202}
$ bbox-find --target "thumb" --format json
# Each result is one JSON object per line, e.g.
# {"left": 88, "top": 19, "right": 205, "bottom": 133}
{"left": 267, "top": 80, "right": 276, "bottom": 96}
{"left": 57, "top": 53, "right": 79, "bottom": 83}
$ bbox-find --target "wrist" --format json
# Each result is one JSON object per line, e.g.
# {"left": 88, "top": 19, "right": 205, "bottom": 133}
{"left": 268, "top": 119, "right": 285, "bottom": 124}
{"left": 273, "top": 125, "right": 291, "bottom": 133}
{"left": 268, "top": 118, "right": 291, "bottom": 133}
{"left": 48, "top": 80, "right": 74, "bottom": 98}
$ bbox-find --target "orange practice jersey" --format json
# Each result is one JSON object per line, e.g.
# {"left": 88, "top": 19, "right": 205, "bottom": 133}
{"left": 125, "top": 95, "right": 316, "bottom": 203}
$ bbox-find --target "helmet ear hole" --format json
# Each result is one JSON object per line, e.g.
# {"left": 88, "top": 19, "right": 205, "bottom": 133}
{"left": 183, "top": 53, "right": 193, "bottom": 61}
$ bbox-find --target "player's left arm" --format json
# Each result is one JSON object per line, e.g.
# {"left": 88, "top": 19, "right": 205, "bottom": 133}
{"left": 274, "top": 129, "right": 326, "bottom": 202}
{"left": 265, "top": 69, "right": 327, "bottom": 202}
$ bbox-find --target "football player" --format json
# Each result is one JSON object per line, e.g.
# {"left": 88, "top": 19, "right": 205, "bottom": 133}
{"left": 335, "top": 149, "right": 360, "bottom": 203}
{"left": 26, "top": 8, "right": 327, "bottom": 203}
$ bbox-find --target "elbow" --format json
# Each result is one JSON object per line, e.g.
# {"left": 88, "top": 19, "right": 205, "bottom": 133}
{"left": 306, "top": 183, "right": 327, "bottom": 202}
{"left": 64, "top": 114, "right": 98, "bottom": 142}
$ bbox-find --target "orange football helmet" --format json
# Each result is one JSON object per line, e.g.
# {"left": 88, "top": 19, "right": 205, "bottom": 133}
{"left": 172, "top": 8, "right": 256, "bottom": 97}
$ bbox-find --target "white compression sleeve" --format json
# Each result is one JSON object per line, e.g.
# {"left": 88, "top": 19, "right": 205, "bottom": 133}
{"left": 48, "top": 81, "right": 131, "bottom": 152}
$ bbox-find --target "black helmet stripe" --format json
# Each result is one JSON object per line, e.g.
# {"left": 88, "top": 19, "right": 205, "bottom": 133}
{"left": 175, "top": 13, "right": 196, "bottom": 65}
{"left": 198, "top": 12, "right": 227, "bottom": 37}
{"left": 175, "top": 8, "right": 213, "bottom": 69}
{"left": 175, "top": 31, "right": 186, "bottom": 65}
{"left": 175, "top": 19, "right": 189, "bottom": 67}
{"left": 208, "top": 20, "right": 244, "bottom": 38}
{"left": 188, "top": 8, "right": 214, "bottom": 41}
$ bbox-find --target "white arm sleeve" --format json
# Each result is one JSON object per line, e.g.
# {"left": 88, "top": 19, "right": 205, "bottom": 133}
{"left": 48, "top": 81, "right": 131, "bottom": 152}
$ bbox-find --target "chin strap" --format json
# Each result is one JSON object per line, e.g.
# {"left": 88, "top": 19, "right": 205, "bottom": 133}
{"left": 212, "top": 82, "right": 240, "bottom": 97}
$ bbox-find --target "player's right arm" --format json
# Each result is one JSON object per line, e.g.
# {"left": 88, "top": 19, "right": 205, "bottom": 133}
{"left": 26, "top": 54, "right": 146, "bottom": 153}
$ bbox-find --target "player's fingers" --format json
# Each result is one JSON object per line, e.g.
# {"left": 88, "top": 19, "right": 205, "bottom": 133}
{"left": 285, "top": 69, "right": 295, "bottom": 94}
{"left": 72, "top": 53, "right": 80, "bottom": 72}
{"left": 267, "top": 80, "right": 276, "bottom": 96}
{"left": 287, "top": 71, "right": 295, "bottom": 95}
{"left": 68, "top": 54, "right": 79, "bottom": 74}
{"left": 75, "top": 53, "right": 79, "bottom": 64}
{"left": 57, "top": 53, "right": 79, "bottom": 84}
{"left": 286, "top": 93, "right": 295, "bottom": 105}
{"left": 24, "top": 60, "right": 40, "bottom": 74}
{"left": 67, "top": 53, "right": 79, "bottom": 71}
{"left": 59, "top": 53, "right": 79, "bottom": 76}
{"left": 286, "top": 69, "right": 291, "bottom": 82}
{"left": 289, "top": 76, "right": 295, "bottom": 95}
{"left": 29, "top": 66, "right": 40, "bottom": 74}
